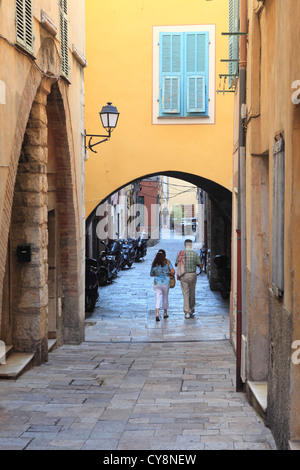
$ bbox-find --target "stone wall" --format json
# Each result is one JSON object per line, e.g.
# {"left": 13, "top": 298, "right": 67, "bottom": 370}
{"left": 1, "top": 76, "right": 84, "bottom": 364}
{"left": 10, "top": 85, "right": 50, "bottom": 365}
{"left": 0, "top": 2, "right": 86, "bottom": 367}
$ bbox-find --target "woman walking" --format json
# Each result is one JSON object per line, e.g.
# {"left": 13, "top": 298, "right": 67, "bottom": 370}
{"left": 150, "top": 250, "right": 175, "bottom": 321}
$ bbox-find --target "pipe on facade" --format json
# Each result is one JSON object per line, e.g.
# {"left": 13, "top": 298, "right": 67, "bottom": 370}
{"left": 236, "top": 228, "right": 243, "bottom": 391}
{"left": 236, "top": 0, "right": 248, "bottom": 393}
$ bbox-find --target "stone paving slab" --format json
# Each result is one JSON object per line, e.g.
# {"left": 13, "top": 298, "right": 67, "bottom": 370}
{"left": 0, "top": 236, "right": 277, "bottom": 450}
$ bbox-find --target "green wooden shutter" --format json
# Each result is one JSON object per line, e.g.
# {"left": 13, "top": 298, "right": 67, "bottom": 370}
{"left": 15, "top": 0, "right": 33, "bottom": 52}
{"left": 187, "top": 76, "right": 205, "bottom": 113}
{"left": 272, "top": 139, "right": 285, "bottom": 297}
{"left": 160, "top": 33, "right": 182, "bottom": 115}
{"left": 162, "top": 76, "right": 181, "bottom": 113}
{"left": 228, "top": 0, "right": 239, "bottom": 87}
{"left": 186, "top": 32, "right": 208, "bottom": 113}
{"left": 60, "top": 0, "right": 69, "bottom": 77}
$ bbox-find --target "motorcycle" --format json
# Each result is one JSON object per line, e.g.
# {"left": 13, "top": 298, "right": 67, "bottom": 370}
{"left": 196, "top": 249, "right": 206, "bottom": 276}
{"left": 127, "top": 237, "right": 138, "bottom": 259}
{"left": 127, "top": 238, "right": 138, "bottom": 265}
{"left": 107, "top": 239, "right": 124, "bottom": 272}
{"left": 213, "top": 255, "right": 231, "bottom": 299}
{"left": 135, "top": 235, "right": 148, "bottom": 261}
{"left": 199, "top": 248, "right": 207, "bottom": 274}
{"left": 85, "top": 258, "right": 99, "bottom": 313}
{"left": 120, "top": 238, "right": 136, "bottom": 268}
{"left": 97, "top": 241, "right": 118, "bottom": 286}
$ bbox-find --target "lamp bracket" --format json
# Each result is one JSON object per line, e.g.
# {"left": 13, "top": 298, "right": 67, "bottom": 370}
{"left": 85, "top": 130, "right": 112, "bottom": 154}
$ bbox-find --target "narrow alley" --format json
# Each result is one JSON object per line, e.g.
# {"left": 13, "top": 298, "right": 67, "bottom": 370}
{"left": 0, "top": 237, "right": 276, "bottom": 450}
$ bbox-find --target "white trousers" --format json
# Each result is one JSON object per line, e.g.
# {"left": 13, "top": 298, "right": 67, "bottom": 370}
{"left": 154, "top": 285, "right": 170, "bottom": 309}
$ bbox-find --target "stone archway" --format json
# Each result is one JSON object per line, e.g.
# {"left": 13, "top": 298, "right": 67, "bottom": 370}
{"left": 8, "top": 81, "right": 51, "bottom": 364}
{"left": 0, "top": 38, "right": 62, "bottom": 336}
{"left": 0, "top": 38, "right": 84, "bottom": 365}
{"left": 46, "top": 82, "right": 84, "bottom": 346}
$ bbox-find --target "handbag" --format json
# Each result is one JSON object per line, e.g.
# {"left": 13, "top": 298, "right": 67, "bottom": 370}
{"left": 167, "top": 260, "right": 176, "bottom": 288}
{"left": 176, "top": 250, "right": 185, "bottom": 280}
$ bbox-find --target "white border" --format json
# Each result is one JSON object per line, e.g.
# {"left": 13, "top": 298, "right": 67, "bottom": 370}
{"left": 152, "top": 24, "right": 216, "bottom": 125}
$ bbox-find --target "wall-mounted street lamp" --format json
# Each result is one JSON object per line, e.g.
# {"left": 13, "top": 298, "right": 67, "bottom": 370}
{"left": 85, "top": 102, "right": 120, "bottom": 154}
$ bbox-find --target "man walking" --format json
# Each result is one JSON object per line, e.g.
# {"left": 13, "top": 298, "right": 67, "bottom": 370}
{"left": 175, "top": 239, "right": 201, "bottom": 319}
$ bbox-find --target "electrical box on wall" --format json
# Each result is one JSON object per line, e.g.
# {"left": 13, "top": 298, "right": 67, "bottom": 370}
{"left": 16, "top": 244, "right": 32, "bottom": 263}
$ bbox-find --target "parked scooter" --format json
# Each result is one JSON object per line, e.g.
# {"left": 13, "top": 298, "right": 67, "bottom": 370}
{"left": 107, "top": 239, "right": 124, "bottom": 273}
{"left": 85, "top": 258, "right": 99, "bottom": 313}
{"left": 199, "top": 248, "right": 207, "bottom": 274}
{"left": 213, "top": 255, "right": 231, "bottom": 299}
{"left": 135, "top": 235, "right": 148, "bottom": 261}
{"left": 127, "top": 238, "right": 138, "bottom": 265}
{"left": 127, "top": 237, "right": 138, "bottom": 260}
{"left": 120, "top": 238, "right": 136, "bottom": 268}
{"left": 98, "top": 241, "right": 118, "bottom": 286}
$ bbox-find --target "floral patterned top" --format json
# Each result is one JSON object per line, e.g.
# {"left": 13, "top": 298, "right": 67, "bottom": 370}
{"left": 150, "top": 260, "right": 174, "bottom": 286}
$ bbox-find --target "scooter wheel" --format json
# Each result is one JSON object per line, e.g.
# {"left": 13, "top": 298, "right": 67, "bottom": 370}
{"left": 98, "top": 270, "right": 108, "bottom": 286}
{"left": 221, "top": 290, "right": 229, "bottom": 299}
{"left": 85, "top": 295, "right": 96, "bottom": 312}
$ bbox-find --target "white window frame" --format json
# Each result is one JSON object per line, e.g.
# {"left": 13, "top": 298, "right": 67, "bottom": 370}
{"left": 152, "top": 25, "right": 216, "bottom": 125}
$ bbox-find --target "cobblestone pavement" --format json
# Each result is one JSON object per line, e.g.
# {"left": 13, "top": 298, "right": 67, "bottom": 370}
{"left": 0, "top": 235, "right": 277, "bottom": 450}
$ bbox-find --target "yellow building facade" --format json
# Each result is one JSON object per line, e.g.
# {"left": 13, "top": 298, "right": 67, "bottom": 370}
{"left": 84, "top": 0, "right": 234, "bottom": 218}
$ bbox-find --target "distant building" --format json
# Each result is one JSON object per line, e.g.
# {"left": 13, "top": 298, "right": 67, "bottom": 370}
{"left": 86, "top": 176, "right": 161, "bottom": 259}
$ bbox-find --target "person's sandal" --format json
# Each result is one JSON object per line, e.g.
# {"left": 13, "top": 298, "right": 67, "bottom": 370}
{"left": 156, "top": 316, "right": 160, "bottom": 321}
{"left": 164, "top": 314, "right": 169, "bottom": 319}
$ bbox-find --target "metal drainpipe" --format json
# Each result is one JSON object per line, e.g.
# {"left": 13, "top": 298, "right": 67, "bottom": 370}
{"left": 236, "top": 0, "right": 247, "bottom": 393}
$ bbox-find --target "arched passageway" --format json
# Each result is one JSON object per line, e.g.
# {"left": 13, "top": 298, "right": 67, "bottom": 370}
{"left": 85, "top": 171, "right": 232, "bottom": 312}
{"left": 0, "top": 77, "right": 84, "bottom": 365}
{"left": 88, "top": 171, "right": 232, "bottom": 218}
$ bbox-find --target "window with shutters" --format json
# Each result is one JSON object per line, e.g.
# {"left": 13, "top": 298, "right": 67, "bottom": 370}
{"left": 15, "top": 0, "right": 33, "bottom": 53}
{"left": 60, "top": 0, "right": 69, "bottom": 78}
{"left": 272, "top": 138, "right": 285, "bottom": 298}
{"left": 159, "top": 31, "right": 209, "bottom": 117}
{"left": 228, "top": 0, "right": 239, "bottom": 88}
{"left": 153, "top": 25, "right": 215, "bottom": 125}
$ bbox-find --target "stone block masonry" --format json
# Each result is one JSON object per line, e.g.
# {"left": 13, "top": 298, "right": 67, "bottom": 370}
{"left": 10, "top": 87, "right": 50, "bottom": 366}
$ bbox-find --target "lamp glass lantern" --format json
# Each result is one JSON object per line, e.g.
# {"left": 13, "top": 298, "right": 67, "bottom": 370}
{"left": 100, "top": 102, "right": 120, "bottom": 131}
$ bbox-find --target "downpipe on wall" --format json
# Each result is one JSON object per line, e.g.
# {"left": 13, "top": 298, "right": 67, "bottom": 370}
{"left": 236, "top": 69, "right": 246, "bottom": 393}
{"left": 236, "top": 0, "right": 248, "bottom": 393}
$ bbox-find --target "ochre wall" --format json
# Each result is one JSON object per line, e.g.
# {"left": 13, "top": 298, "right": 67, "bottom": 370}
{"left": 85, "top": 0, "right": 234, "bottom": 217}
{"left": 245, "top": 0, "right": 300, "bottom": 448}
